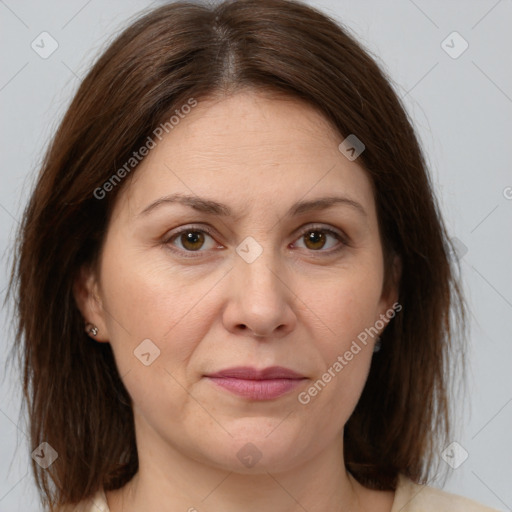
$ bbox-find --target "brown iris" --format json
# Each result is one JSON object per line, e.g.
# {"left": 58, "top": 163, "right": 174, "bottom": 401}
{"left": 180, "top": 231, "right": 205, "bottom": 251}
{"left": 303, "top": 230, "right": 327, "bottom": 250}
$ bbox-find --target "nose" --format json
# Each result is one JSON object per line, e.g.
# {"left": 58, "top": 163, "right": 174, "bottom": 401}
{"left": 221, "top": 249, "right": 297, "bottom": 339}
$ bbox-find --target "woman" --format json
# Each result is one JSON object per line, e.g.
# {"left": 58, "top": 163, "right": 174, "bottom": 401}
{"left": 9, "top": 0, "right": 499, "bottom": 511}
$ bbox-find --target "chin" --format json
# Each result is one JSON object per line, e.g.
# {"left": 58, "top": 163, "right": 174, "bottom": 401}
{"left": 197, "top": 423, "right": 310, "bottom": 474}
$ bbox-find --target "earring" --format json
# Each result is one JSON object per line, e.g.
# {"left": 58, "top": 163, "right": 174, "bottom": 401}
{"left": 85, "top": 322, "right": 99, "bottom": 337}
{"left": 373, "top": 337, "right": 382, "bottom": 353}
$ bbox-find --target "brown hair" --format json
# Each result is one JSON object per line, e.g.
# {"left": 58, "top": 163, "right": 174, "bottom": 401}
{"left": 7, "top": 0, "right": 466, "bottom": 509}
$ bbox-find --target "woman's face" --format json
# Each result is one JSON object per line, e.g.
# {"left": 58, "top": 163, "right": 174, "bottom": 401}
{"left": 78, "top": 90, "right": 398, "bottom": 473}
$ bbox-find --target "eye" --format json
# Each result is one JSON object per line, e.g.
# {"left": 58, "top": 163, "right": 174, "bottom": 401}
{"left": 163, "top": 224, "right": 346, "bottom": 258}
{"left": 292, "top": 225, "right": 346, "bottom": 252}
{"left": 165, "top": 226, "right": 220, "bottom": 253}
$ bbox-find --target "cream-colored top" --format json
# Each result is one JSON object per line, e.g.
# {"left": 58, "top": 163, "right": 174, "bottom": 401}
{"left": 67, "top": 473, "right": 501, "bottom": 511}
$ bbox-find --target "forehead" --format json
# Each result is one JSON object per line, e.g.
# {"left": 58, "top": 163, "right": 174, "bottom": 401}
{"left": 115, "top": 90, "right": 376, "bottom": 221}
{"left": 151, "top": 91, "right": 341, "bottom": 166}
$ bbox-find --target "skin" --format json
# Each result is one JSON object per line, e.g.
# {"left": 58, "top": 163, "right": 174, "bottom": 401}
{"left": 75, "top": 90, "right": 400, "bottom": 512}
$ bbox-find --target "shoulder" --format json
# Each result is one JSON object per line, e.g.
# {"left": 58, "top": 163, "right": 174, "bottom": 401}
{"left": 392, "top": 474, "right": 502, "bottom": 512}
{"left": 55, "top": 488, "right": 110, "bottom": 512}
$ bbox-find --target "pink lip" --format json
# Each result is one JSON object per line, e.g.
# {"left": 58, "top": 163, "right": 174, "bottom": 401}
{"left": 205, "top": 366, "right": 307, "bottom": 400}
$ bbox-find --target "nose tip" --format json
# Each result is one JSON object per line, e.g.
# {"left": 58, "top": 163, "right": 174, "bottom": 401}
{"left": 223, "top": 257, "right": 297, "bottom": 339}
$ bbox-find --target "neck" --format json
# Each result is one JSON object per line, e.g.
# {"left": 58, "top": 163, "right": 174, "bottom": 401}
{"left": 107, "top": 418, "right": 364, "bottom": 512}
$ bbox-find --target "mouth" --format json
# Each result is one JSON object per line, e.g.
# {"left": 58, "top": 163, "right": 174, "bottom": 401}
{"left": 204, "top": 366, "right": 307, "bottom": 400}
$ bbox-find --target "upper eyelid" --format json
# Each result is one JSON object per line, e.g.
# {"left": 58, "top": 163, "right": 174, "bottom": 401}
{"left": 165, "top": 224, "right": 216, "bottom": 242}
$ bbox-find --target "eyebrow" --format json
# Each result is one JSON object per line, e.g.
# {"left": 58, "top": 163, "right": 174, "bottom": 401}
{"left": 138, "top": 193, "right": 366, "bottom": 219}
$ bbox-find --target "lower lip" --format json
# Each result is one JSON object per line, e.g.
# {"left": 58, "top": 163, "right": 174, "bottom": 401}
{"left": 206, "top": 377, "right": 306, "bottom": 400}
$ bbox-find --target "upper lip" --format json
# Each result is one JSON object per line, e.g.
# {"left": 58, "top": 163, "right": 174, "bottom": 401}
{"left": 206, "top": 366, "right": 305, "bottom": 380}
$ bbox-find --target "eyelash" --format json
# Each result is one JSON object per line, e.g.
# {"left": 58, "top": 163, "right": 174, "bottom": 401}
{"left": 163, "top": 224, "right": 348, "bottom": 259}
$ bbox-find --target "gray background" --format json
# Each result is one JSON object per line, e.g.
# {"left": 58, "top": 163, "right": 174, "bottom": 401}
{"left": 1, "top": 0, "right": 511, "bottom": 510}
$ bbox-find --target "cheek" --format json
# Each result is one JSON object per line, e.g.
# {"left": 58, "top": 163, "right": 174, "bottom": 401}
{"left": 98, "top": 249, "right": 215, "bottom": 425}
{"left": 122, "top": 366, "right": 198, "bottom": 446}
{"left": 293, "top": 261, "right": 383, "bottom": 420}
{"left": 297, "top": 260, "right": 384, "bottom": 349}
{"left": 98, "top": 242, "right": 220, "bottom": 374}
{"left": 298, "top": 351, "right": 373, "bottom": 440}
{"left": 298, "top": 294, "right": 376, "bottom": 432}
{"left": 102, "top": 232, "right": 208, "bottom": 323}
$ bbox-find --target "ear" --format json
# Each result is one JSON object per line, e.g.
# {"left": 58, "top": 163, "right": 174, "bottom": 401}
{"left": 73, "top": 264, "right": 110, "bottom": 342}
{"left": 383, "top": 253, "right": 401, "bottom": 307}
{"left": 377, "top": 252, "right": 402, "bottom": 329}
